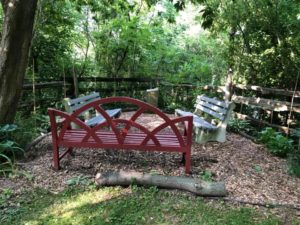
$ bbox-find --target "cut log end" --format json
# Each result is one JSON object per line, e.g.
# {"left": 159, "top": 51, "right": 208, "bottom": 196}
{"left": 95, "top": 171, "right": 227, "bottom": 197}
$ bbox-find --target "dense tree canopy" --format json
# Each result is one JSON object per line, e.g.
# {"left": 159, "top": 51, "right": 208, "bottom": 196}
{"left": 198, "top": 0, "right": 300, "bottom": 88}
{"left": 0, "top": 0, "right": 299, "bottom": 124}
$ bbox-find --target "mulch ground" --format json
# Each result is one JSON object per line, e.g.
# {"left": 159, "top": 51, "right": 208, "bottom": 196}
{"left": 1, "top": 112, "right": 300, "bottom": 217}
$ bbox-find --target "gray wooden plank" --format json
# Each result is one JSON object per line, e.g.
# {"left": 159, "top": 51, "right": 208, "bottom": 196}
{"left": 175, "top": 109, "right": 217, "bottom": 130}
{"left": 69, "top": 92, "right": 100, "bottom": 105}
{"left": 85, "top": 115, "right": 105, "bottom": 127}
{"left": 196, "top": 99, "right": 227, "bottom": 115}
{"left": 85, "top": 108, "right": 122, "bottom": 127}
{"left": 102, "top": 108, "right": 122, "bottom": 117}
{"left": 193, "top": 115, "right": 217, "bottom": 130}
{"left": 70, "top": 97, "right": 101, "bottom": 112}
{"left": 175, "top": 109, "right": 194, "bottom": 117}
{"left": 197, "top": 95, "right": 229, "bottom": 108}
{"left": 195, "top": 104, "right": 224, "bottom": 120}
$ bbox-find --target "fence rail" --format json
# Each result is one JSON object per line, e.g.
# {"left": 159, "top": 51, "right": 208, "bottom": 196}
{"left": 21, "top": 77, "right": 299, "bottom": 135}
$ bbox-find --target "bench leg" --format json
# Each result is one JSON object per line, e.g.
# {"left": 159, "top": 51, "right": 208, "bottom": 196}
{"left": 181, "top": 153, "right": 186, "bottom": 164}
{"left": 68, "top": 147, "right": 74, "bottom": 156}
{"left": 184, "top": 151, "right": 191, "bottom": 174}
{"left": 52, "top": 145, "right": 60, "bottom": 170}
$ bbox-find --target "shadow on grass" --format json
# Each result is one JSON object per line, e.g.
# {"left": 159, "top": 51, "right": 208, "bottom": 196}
{"left": 1, "top": 186, "right": 285, "bottom": 225}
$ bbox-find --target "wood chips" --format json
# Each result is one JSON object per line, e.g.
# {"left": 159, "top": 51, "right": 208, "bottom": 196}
{"left": 1, "top": 112, "right": 299, "bottom": 212}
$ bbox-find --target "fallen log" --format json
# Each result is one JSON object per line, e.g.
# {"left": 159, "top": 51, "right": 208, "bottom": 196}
{"left": 25, "top": 132, "right": 51, "bottom": 151}
{"left": 95, "top": 171, "right": 227, "bottom": 197}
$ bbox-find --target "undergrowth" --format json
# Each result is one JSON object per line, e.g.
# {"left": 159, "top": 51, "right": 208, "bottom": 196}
{"left": 0, "top": 186, "right": 291, "bottom": 225}
{"left": 258, "top": 127, "right": 294, "bottom": 157}
{"left": 14, "top": 111, "right": 49, "bottom": 148}
{"left": 0, "top": 124, "right": 24, "bottom": 174}
{"left": 0, "top": 111, "right": 49, "bottom": 175}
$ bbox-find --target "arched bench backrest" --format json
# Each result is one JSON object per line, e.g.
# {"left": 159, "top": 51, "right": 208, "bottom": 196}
{"left": 49, "top": 97, "right": 187, "bottom": 147}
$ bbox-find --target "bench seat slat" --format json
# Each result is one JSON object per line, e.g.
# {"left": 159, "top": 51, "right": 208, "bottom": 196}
{"left": 175, "top": 109, "right": 217, "bottom": 130}
{"left": 61, "top": 130, "right": 186, "bottom": 148}
{"left": 60, "top": 142, "right": 187, "bottom": 153}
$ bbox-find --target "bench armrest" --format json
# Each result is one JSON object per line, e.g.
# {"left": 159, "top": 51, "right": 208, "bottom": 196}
{"left": 173, "top": 115, "right": 193, "bottom": 146}
{"left": 48, "top": 108, "right": 76, "bottom": 141}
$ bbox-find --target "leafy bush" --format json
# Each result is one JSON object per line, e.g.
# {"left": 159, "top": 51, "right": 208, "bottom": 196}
{"left": 13, "top": 112, "right": 50, "bottom": 148}
{"left": 200, "top": 170, "right": 213, "bottom": 182}
{"left": 288, "top": 152, "right": 300, "bottom": 177}
{"left": 259, "top": 127, "right": 294, "bottom": 157}
{"left": 287, "top": 130, "right": 300, "bottom": 177}
{"left": 228, "top": 118, "right": 252, "bottom": 133}
{"left": 0, "top": 124, "right": 24, "bottom": 174}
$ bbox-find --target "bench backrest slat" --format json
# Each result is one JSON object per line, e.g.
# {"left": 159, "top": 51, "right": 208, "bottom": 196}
{"left": 198, "top": 95, "right": 229, "bottom": 108}
{"left": 196, "top": 99, "right": 227, "bottom": 115}
{"left": 195, "top": 104, "right": 224, "bottom": 120}
{"left": 66, "top": 92, "right": 100, "bottom": 113}
{"left": 195, "top": 95, "right": 230, "bottom": 121}
{"left": 68, "top": 92, "right": 99, "bottom": 105}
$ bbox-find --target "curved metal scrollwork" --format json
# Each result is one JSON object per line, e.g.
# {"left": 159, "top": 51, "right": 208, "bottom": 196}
{"left": 49, "top": 97, "right": 188, "bottom": 147}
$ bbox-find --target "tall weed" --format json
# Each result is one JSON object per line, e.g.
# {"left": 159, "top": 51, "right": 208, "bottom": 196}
{"left": 0, "top": 124, "right": 24, "bottom": 174}
{"left": 259, "top": 127, "right": 294, "bottom": 157}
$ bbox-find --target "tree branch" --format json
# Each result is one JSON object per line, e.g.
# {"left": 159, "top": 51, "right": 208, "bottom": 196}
{"left": 95, "top": 171, "right": 227, "bottom": 197}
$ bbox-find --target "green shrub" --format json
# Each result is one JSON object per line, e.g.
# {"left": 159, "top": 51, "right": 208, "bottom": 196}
{"left": 14, "top": 111, "right": 50, "bottom": 148}
{"left": 228, "top": 118, "right": 251, "bottom": 133}
{"left": 288, "top": 152, "right": 300, "bottom": 177}
{"left": 200, "top": 170, "right": 213, "bottom": 182}
{"left": 287, "top": 129, "right": 300, "bottom": 177}
{"left": 259, "top": 127, "right": 294, "bottom": 157}
{"left": 0, "top": 124, "right": 24, "bottom": 174}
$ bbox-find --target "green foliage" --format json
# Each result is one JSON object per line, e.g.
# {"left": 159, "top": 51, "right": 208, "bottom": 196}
{"left": 200, "top": 170, "right": 213, "bottom": 182}
{"left": 287, "top": 130, "right": 300, "bottom": 177}
{"left": 0, "top": 186, "right": 286, "bottom": 225}
{"left": 259, "top": 127, "right": 294, "bottom": 157}
{"left": 228, "top": 118, "right": 253, "bottom": 133}
{"left": 253, "top": 165, "right": 262, "bottom": 173}
{"left": 198, "top": 0, "right": 300, "bottom": 89}
{"left": 288, "top": 152, "right": 300, "bottom": 178}
{"left": 0, "top": 188, "right": 13, "bottom": 206}
{"left": 0, "top": 125, "right": 23, "bottom": 174}
{"left": 91, "top": 0, "right": 226, "bottom": 83}
{"left": 13, "top": 112, "right": 50, "bottom": 149}
{"left": 65, "top": 175, "right": 92, "bottom": 186}
{"left": 30, "top": 0, "right": 78, "bottom": 80}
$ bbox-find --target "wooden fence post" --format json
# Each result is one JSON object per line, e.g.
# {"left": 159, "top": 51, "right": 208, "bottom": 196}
{"left": 224, "top": 69, "right": 233, "bottom": 101}
{"left": 72, "top": 63, "right": 79, "bottom": 97}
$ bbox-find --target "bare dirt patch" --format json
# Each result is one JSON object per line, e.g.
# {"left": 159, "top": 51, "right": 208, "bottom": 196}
{"left": 1, "top": 112, "right": 300, "bottom": 211}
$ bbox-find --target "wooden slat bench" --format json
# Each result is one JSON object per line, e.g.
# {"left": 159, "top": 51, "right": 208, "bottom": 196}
{"left": 175, "top": 95, "right": 235, "bottom": 144}
{"left": 48, "top": 97, "right": 193, "bottom": 173}
{"left": 63, "top": 92, "right": 122, "bottom": 127}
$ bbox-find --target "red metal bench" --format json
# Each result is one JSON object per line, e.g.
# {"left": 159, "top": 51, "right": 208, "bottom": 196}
{"left": 48, "top": 97, "right": 193, "bottom": 173}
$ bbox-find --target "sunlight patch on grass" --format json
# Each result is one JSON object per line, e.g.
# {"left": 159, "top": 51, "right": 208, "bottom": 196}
{"left": 1, "top": 186, "right": 296, "bottom": 225}
{"left": 35, "top": 187, "right": 127, "bottom": 225}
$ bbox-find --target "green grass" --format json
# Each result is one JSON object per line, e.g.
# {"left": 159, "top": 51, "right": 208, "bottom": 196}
{"left": 0, "top": 186, "right": 294, "bottom": 225}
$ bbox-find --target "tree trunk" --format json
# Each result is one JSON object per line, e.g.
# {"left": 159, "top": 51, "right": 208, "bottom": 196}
{"left": 0, "top": 0, "right": 38, "bottom": 124}
{"left": 95, "top": 171, "right": 227, "bottom": 197}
